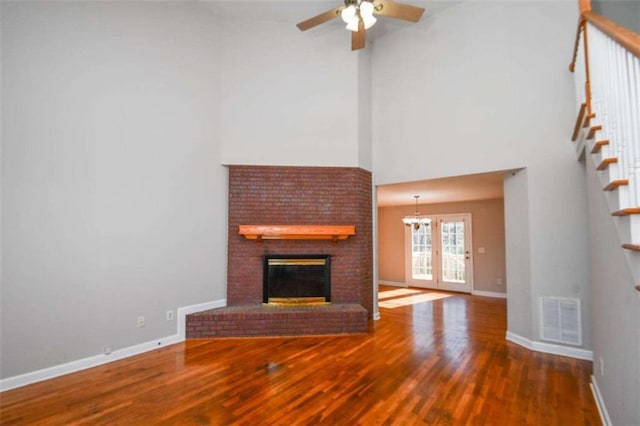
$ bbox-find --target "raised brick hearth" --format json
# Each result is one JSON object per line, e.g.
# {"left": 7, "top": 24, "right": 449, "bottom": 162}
{"left": 186, "top": 165, "right": 373, "bottom": 338}
{"left": 187, "top": 304, "right": 368, "bottom": 338}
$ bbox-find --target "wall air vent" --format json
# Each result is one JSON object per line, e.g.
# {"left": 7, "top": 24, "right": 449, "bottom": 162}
{"left": 539, "top": 297, "right": 582, "bottom": 346}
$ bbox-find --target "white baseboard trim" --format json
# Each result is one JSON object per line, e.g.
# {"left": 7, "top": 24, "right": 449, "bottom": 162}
{"left": 0, "top": 334, "right": 180, "bottom": 392}
{"left": 506, "top": 331, "right": 593, "bottom": 361}
{"left": 472, "top": 290, "right": 507, "bottom": 299}
{"left": 590, "top": 375, "right": 612, "bottom": 426}
{"left": 372, "top": 311, "right": 381, "bottom": 321}
{"left": 0, "top": 298, "right": 227, "bottom": 393}
{"left": 378, "top": 280, "right": 408, "bottom": 287}
{"left": 177, "top": 298, "right": 227, "bottom": 340}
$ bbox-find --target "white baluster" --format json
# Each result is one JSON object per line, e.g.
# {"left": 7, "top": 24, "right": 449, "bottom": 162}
{"left": 621, "top": 51, "right": 635, "bottom": 207}
{"left": 630, "top": 54, "right": 640, "bottom": 208}
{"left": 614, "top": 43, "right": 628, "bottom": 189}
{"left": 598, "top": 30, "right": 611, "bottom": 160}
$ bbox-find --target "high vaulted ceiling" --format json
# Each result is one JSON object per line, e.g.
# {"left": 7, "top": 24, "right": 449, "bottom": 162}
{"left": 201, "top": 0, "right": 445, "bottom": 20}
{"left": 200, "top": 1, "right": 461, "bottom": 39}
{"left": 199, "top": 0, "right": 497, "bottom": 207}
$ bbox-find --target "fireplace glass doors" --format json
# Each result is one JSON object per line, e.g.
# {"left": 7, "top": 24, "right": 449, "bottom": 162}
{"left": 263, "top": 255, "right": 331, "bottom": 305}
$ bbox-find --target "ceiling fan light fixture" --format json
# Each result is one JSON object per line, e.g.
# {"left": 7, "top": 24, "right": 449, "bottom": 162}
{"left": 340, "top": 5, "right": 357, "bottom": 24}
{"left": 359, "top": 1, "right": 377, "bottom": 29}
{"left": 341, "top": 4, "right": 360, "bottom": 31}
{"left": 362, "top": 14, "right": 376, "bottom": 30}
{"left": 345, "top": 18, "right": 360, "bottom": 32}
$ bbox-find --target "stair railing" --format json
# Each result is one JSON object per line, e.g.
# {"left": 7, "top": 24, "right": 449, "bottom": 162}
{"left": 569, "top": 10, "right": 640, "bottom": 292}
{"left": 589, "top": 13, "right": 639, "bottom": 207}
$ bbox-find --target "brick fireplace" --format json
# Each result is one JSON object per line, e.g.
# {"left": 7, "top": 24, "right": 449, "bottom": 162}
{"left": 186, "top": 165, "right": 373, "bottom": 338}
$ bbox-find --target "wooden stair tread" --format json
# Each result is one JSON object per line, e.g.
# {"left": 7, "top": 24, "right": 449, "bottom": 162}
{"left": 604, "top": 179, "right": 628, "bottom": 191}
{"left": 596, "top": 157, "right": 617, "bottom": 170}
{"left": 583, "top": 112, "right": 596, "bottom": 128}
{"left": 591, "top": 140, "right": 609, "bottom": 154}
{"left": 587, "top": 125, "right": 602, "bottom": 140}
{"left": 612, "top": 208, "right": 640, "bottom": 216}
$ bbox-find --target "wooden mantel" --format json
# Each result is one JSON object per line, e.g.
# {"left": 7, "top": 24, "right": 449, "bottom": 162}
{"left": 239, "top": 225, "right": 356, "bottom": 245}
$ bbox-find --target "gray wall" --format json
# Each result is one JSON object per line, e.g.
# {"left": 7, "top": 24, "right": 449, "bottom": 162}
{"left": 504, "top": 170, "right": 533, "bottom": 340}
{"left": 216, "top": 17, "right": 364, "bottom": 168}
{"left": 1, "top": 1, "right": 227, "bottom": 378}
{"left": 592, "top": 0, "right": 640, "bottom": 33}
{"left": 586, "top": 154, "right": 640, "bottom": 425}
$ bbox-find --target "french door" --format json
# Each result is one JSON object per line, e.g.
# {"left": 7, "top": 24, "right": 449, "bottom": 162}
{"left": 405, "top": 214, "right": 473, "bottom": 293}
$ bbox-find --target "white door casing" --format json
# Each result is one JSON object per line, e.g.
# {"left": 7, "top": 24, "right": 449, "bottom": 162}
{"left": 404, "top": 214, "right": 473, "bottom": 293}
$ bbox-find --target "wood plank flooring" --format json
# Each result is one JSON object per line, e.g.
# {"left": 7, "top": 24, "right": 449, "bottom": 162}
{"left": 0, "top": 286, "right": 600, "bottom": 425}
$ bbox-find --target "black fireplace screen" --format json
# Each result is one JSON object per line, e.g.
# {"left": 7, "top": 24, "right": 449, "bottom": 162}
{"left": 263, "top": 255, "right": 331, "bottom": 304}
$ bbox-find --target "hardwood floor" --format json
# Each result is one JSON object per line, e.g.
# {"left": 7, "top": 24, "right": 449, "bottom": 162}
{"left": 1, "top": 286, "right": 600, "bottom": 425}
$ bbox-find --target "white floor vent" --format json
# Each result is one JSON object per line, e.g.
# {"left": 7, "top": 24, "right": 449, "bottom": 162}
{"left": 539, "top": 297, "right": 582, "bottom": 346}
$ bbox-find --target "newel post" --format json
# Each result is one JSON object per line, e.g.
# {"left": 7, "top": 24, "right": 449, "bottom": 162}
{"left": 579, "top": 0, "right": 591, "bottom": 13}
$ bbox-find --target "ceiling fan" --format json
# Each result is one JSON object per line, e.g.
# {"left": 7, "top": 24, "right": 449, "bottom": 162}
{"left": 296, "top": 0, "right": 425, "bottom": 51}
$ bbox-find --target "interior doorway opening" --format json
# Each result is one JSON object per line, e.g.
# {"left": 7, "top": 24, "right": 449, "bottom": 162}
{"left": 376, "top": 171, "right": 507, "bottom": 300}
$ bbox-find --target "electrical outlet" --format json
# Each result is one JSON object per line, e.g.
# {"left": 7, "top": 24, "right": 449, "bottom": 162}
{"left": 166, "top": 310, "right": 174, "bottom": 321}
{"left": 497, "top": 278, "right": 503, "bottom": 286}
{"left": 137, "top": 316, "right": 145, "bottom": 328}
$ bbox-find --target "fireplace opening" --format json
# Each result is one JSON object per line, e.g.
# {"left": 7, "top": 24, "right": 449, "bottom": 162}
{"left": 263, "top": 254, "right": 331, "bottom": 305}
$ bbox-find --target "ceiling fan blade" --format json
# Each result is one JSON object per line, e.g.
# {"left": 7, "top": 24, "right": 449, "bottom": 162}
{"left": 351, "top": 20, "right": 366, "bottom": 51}
{"left": 374, "top": 0, "right": 425, "bottom": 22}
{"left": 296, "top": 6, "right": 343, "bottom": 31}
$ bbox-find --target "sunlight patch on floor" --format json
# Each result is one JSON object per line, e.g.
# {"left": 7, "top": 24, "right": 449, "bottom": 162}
{"left": 378, "top": 291, "right": 453, "bottom": 308}
{"left": 378, "top": 288, "right": 423, "bottom": 300}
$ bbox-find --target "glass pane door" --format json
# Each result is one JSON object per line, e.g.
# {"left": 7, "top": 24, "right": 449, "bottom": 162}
{"left": 440, "top": 220, "right": 465, "bottom": 282}
{"left": 411, "top": 222, "right": 432, "bottom": 280}
{"left": 405, "top": 218, "right": 435, "bottom": 288}
{"left": 438, "top": 215, "right": 472, "bottom": 292}
{"left": 404, "top": 214, "right": 473, "bottom": 293}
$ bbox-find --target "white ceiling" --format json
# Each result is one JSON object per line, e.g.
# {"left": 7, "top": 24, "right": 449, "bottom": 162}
{"left": 377, "top": 171, "right": 507, "bottom": 207}
{"left": 200, "top": 1, "right": 462, "bottom": 37}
